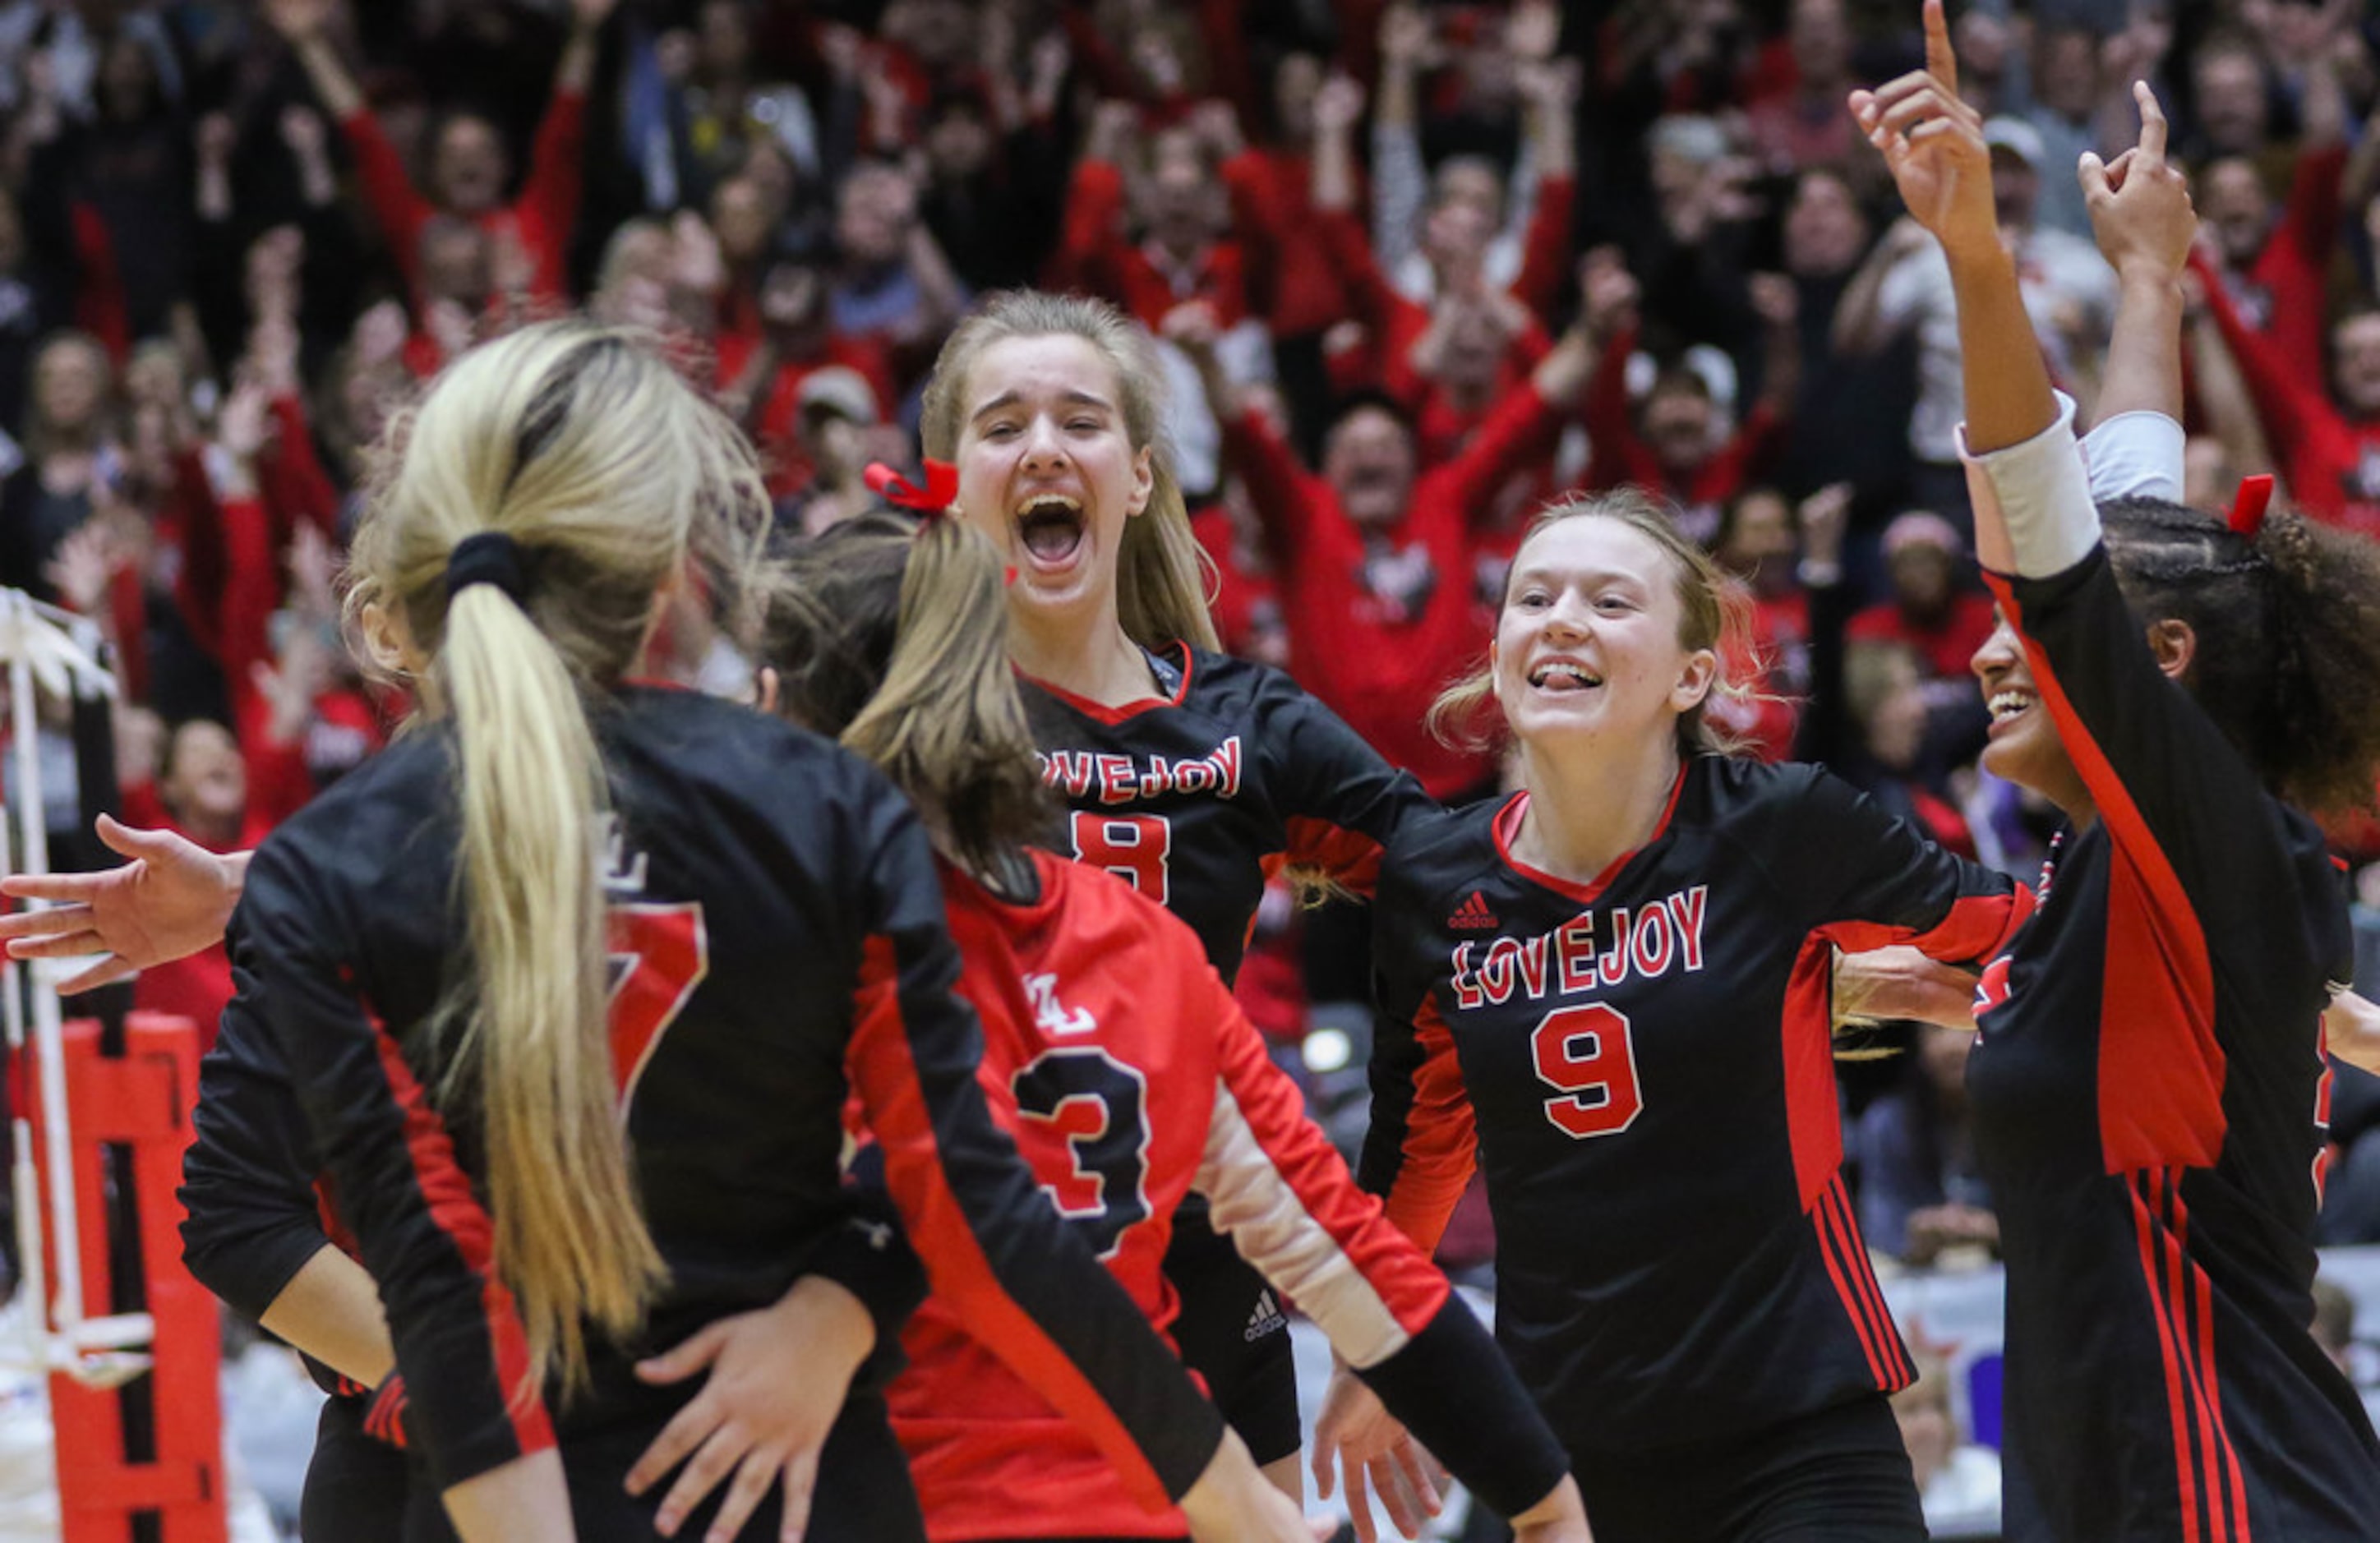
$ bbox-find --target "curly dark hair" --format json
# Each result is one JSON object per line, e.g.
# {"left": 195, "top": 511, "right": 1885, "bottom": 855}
{"left": 2101, "top": 496, "right": 2380, "bottom": 816}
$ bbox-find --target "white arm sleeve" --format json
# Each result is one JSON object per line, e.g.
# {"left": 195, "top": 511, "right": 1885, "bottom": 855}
{"left": 2079, "top": 410, "right": 2185, "bottom": 504}
{"left": 1957, "top": 391, "right": 2101, "bottom": 578}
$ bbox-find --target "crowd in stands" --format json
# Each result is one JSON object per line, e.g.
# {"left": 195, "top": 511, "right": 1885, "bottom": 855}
{"left": 4, "top": 0, "right": 2380, "bottom": 1284}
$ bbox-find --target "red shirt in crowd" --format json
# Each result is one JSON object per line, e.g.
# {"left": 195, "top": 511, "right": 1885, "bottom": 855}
{"left": 1581, "top": 322, "right": 1788, "bottom": 546}
{"left": 1049, "top": 159, "right": 1250, "bottom": 334}
{"left": 1225, "top": 382, "right": 1566, "bottom": 799}
{"left": 2213, "top": 142, "right": 2347, "bottom": 388}
{"left": 338, "top": 90, "right": 588, "bottom": 315}
{"left": 2196, "top": 248, "right": 2380, "bottom": 541}
{"left": 1845, "top": 592, "right": 1999, "bottom": 683}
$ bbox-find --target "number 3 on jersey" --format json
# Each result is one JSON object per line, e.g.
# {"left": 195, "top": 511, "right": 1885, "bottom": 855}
{"left": 608, "top": 902, "right": 709, "bottom": 1111}
{"left": 1068, "top": 812, "right": 1172, "bottom": 903}
{"left": 1532, "top": 1002, "right": 1644, "bottom": 1139}
{"left": 1010, "top": 1048, "right": 1153, "bottom": 1258}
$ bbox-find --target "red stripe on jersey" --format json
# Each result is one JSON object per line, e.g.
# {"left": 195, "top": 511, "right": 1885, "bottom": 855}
{"left": 1280, "top": 815, "right": 1386, "bottom": 897}
{"left": 1018, "top": 647, "right": 1197, "bottom": 724}
{"left": 1814, "top": 1174, "right": 1908, "bottom": 1390}
{"left": 2129, "top": 1171, "right": 2252, "bottom": 1543}
{"left": 1781, "top": 937, "right": 1843, "bottom": 1209}
{"left": 2170, "top": 1177, "right": 2251, "bottom": 1542}
{"left": 1986, "top": 577, "right": 2225, "bottom": 1174}
{"left": 2130, "top": 1172, "right": 2205, "bottom": 1543}
{"left": 843, "top": 933, "right": 1172, "bottom": 1514}
{"left": 1491, "top": 772, "right": 1686, "bottom": 905}
{"left": 1381, "top": 999, "right": 1478, "bottom": 1256}
{"left": 365, "top": 1023, "right": 552, "bottom": 1458}
{"left": 2096, "top": 855, "right": 2227, "bottom": 1171}
{"left": 1833, "top": 1175, "right": 1912, "bottom": 1387}
{"left": 1813, "top": 888, "right": 2033, "bottom": 968}
{"left": 1810, "top": 1178, "right": 1891, "bottom": 1386}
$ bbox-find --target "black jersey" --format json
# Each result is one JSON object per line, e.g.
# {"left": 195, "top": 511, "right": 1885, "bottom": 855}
{"left": 225, "top": 685, "right": 1222, "bottom": 1508}
{"left": 1022, "top": 645, "right": 1431, "bottom": 982}
{"left": 1363, "top": 758, "right": 2027, "bottom": 1453}
{"left": 1972, "top": 550, "right": 2380, "bottom": 1542}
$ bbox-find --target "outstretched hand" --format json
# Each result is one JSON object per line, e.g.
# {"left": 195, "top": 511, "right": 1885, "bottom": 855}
{"left": 0, "top": 816, "right": 242, "bottom": 992}
{"left": 1847, "top": 0, "right": 1995, "bottom": 260}
{"left": 2079, "top": 81, "right": 2196, "bottom": 285}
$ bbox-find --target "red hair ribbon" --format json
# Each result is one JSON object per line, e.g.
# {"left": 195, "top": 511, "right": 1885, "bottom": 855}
{"left": 865, "top": 459, "right": 960, "bottom": 518}
{"left": 2226, "top": 474, "right": 2274, "bottom": 541}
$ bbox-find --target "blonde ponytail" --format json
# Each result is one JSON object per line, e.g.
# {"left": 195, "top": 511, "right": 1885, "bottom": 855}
{"left": 445, "top": 580, "right": 665, "bottom": 1394}
{"left": 348, "top": 320, "right": 772, "bottom": 1398}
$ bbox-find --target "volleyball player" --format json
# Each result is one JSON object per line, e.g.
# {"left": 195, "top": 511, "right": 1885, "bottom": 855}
{"left": 1859, "top": 7, "right": 2380, "bottom": 1535}
{"left": 913, "top": 289, "right": 1445, "bottom": 1499}
{"left": 1347, "top": 486, "right": 2032, "bottom": 1542}
{"left": 161, "top": 321, "right": 1312, "bottom": 1542}
{"left": 659, "top": 508, "right": 1589, "bottom": 1543}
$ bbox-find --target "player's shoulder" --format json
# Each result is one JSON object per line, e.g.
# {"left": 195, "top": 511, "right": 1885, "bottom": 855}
{"left": 1035, "top": 848, "right": 1209, "bottom": 966}
{"left": 1378, "top": 797, "right": 1503, "bottom": 914}
{"left": 607, "top": 685, "right": 909, "bottom": 838}
{"left": 247, "top": 730, "right": 450, "bottom": 914}
{"left": 1185, "top": 646, "right": 1349, "bottom": 731}
{"left": 611, "top": 684, "right": 872, "bottom": 785}
{"left": 1670, "top": 753, "right": 1850, "bottom": 833}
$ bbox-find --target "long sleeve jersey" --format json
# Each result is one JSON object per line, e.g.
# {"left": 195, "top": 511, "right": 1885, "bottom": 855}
{"left": 888, "top": 851, "right": 1567, "bottom": 1539}
{"left": 217, "top": 686, "right": 1221, "bottom": 1507}
{"left": 1363, "top": 758, "right": 2027, "bottom": 1453}
{"left": 1963, "top": 403, "right": 2380, "bottom": 1541}
{"left": 1022, "top": 645, "right": 1434, "bottom": 983}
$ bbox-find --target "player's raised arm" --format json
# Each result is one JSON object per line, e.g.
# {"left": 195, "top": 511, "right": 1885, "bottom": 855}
{"left": 1852, "top": 0, "right": 2052, "bottom": 473}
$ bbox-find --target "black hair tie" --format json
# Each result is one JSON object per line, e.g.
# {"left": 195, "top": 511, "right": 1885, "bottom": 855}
{"left": 445, "top": 531, "right": 532, "bottom": 603}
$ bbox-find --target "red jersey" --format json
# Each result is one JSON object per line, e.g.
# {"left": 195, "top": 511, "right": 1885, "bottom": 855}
{"left": 890, "top": 852, "right": 1566, "bottom": 1539}
{"left": 1220, "top": 146, "right": 1353, "bottom": 339}
{"left": 1311, "top": 196, "right": 1570, "bottom": 474}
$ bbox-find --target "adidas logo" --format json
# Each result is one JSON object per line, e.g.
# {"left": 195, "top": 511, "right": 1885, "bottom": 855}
{"left": 1243, "top": 1289, "right": 1287, "bottom": 1342}
{"left": 1448, "top": 890, "right": 1499, "bottom": 930}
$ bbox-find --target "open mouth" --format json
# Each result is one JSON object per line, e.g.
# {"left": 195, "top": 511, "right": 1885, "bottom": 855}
{"left": 1986, "top": 687, "right": 2036, "bottom": 725}
{"left": 1529, "top": 660, "right": 1603, "bottom": 693}
{"left": 1015, "top": 494, "right": 1086, "bottom": 566}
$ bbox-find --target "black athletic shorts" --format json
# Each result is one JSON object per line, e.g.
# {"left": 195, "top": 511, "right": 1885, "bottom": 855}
{"left": 1565, "top": 1393, "right": 1926, "bottom": 1543}
{"left": 1162, "top": 1203, "right": 1300, "bottom": 1465}
{"left": 301, "top": 1394, "right": 408, "bottom": 1543}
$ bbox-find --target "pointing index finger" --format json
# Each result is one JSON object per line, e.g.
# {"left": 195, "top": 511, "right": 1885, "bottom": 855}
{"left": 2133, "top": 80, "right": 2167, "bottom": 165}
{"left": 1922, "top": 0, "right": 1958, "bottom": 97}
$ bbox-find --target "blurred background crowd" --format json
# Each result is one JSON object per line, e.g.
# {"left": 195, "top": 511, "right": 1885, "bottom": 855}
{"left": 3, "top": 0, "right": 2380, "bottom": 1531}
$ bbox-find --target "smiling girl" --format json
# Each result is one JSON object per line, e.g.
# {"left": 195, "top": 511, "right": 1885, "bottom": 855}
{"left": 1348, "top": 488, "right": 2031, "bottom": 1543}
{"left": 1861, "top": 4, "right": 2380, "bottom": 1536}
{"left": 916, "top": 292, "right": 1445, "bottom": 1497}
